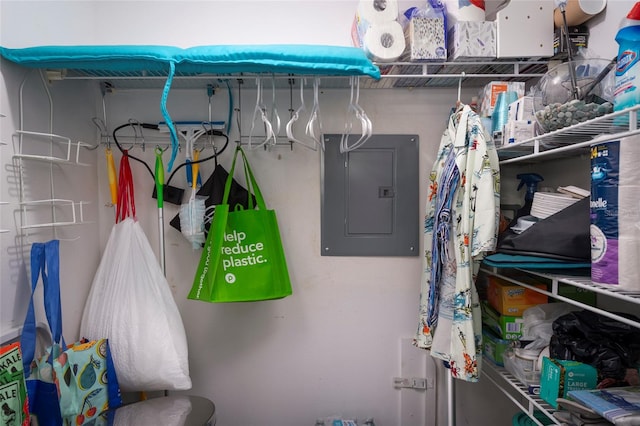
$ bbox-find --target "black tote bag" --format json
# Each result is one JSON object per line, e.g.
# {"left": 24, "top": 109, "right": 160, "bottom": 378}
{"left": 497, "top": 197, "right": 590, "bottom": 262}
{"left": 170, "top": 164, "right": 254, "bottom": 235}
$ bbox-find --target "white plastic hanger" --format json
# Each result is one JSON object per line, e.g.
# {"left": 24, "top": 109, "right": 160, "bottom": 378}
{"left": 340, "top": 76, "right": 372, "bottom": 153}
{"left": 248, "top": 77, "right": 275, "bottom": 150}
{"left": 285, "top": 78, "right": 321, "bottom": 151}
{"left": 306, "top": 77, "right": 323, "bottom": 150}
{"left": 268, "top": 76, "right": 281, "bottom": 145}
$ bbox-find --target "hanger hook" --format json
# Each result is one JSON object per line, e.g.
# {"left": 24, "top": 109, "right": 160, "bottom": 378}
{"left": 249, "top": 77, "right": 274, "bottom": 150}
{"left": 92, "top": 117, "right": 110, "bottom": 148}
{"left": 457, "top": 72, "right": 466, "bottom": 105}
{"left": 127, "top": 119, "right": 146, "bottom": 152}
{"left": 235, "top": 78, "right": 243, "bottom": 145}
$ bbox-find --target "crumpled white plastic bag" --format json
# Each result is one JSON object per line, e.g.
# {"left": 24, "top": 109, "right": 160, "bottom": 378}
{"left": 81, "top": 217, "right": 191, "bottom": 391}
{"left": 521, "top": 302, "right": 579, "bottom": 351}
{"left": 113, "top": 396, "right": 193, "bottom": 426}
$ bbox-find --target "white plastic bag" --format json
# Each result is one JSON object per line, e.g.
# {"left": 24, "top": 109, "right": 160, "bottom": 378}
{"left": 113, "top": 396, "right": 192, "bottom": 426}
{"left": 521, "top": 302, "right": 579, "bottom": 351}
{"left": 80, "top": 217, "right": 191, "bottom": 391}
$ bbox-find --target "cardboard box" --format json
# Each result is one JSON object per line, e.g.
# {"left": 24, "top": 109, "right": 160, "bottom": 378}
{"left": 540, "top": 357, "right": 598, "bottom": 408}
{"left": 554, "top": 24, "right": 589, "bottom": 57}
{"left": 481, "top": 301, "right": 524, "bottom": 340}
{"left": 482, "top": 328, "right": 512, "bottom": 366}
{"left": 503, "top": 120, "right": 535, "bottom": 145}
{"left": 487, "top": 276, "right": 548, "bottom": 316}
{"left": 448, "top": 21, "right": 496, "bottom": 61}
{"left": 507, "top": 96, "right": 535, "bottom": 122}
{"left": 479, "top": 81, "right": 525, "bottom": 117}
{"left": 558, "top": 284, "right": 597, "bottom": 306}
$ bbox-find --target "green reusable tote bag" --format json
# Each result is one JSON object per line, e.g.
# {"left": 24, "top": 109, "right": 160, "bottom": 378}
{"left": 188, "top": 145, "right": 292, "bottom": 302}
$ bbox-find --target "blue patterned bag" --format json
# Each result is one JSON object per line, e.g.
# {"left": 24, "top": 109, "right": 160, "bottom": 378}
{"left": 21, "top": 240, "right": 121, "bottom": 425}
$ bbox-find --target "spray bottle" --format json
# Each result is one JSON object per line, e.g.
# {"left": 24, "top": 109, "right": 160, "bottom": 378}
{"left": 515, "top": 173, "right": 544, "bottom": 219}
{"left": 614, "top": 2, "right": 640, "bottom": 112}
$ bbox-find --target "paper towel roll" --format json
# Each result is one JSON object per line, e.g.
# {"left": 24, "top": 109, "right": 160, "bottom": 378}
{"left": 443, "top": 0, "right": 486, "bottom": 30}
{"left": 357, "top": 0, "right": 399, "bottom": 24}
{"left": 363, "top": 21, "right": 406, "bottom": 62}
{"left": 352, "top": 0, "right": 400, "bottom": 49}
{"left": 590, "top": 136, "right": 640, "bottom": 291}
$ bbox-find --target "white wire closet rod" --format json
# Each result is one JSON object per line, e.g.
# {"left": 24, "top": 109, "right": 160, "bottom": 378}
{"left": 20, "top": 199, "right": 90, "bottom": 230}
{"left": 0, "top": 201, "right": 8, "bottom": 233}
{"left": 482, "top": 268, "right": 640, "bottom": 330}
{"left": 514, "top": 268, "right": 640, "bottom": 304}
{"left": 14, "top": 130, "right": 95, "bottom": 165}
{"left": 1, "top": 113, "right": 6, "bottom": 144}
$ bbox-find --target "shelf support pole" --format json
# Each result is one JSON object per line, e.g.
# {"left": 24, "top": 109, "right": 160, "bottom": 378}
{"left": 447, "top": 372, "right": 455, "bottom": 426}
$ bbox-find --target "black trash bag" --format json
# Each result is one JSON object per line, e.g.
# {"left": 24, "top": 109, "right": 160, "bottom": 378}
{"left": 498, "top": 197, "right": 590, "bottom": 262}
{"left": 549, "top": 310, "right": 640, "bottom": 381}
{"left": 170, "top": 164, "right": 255, "bottom": 236}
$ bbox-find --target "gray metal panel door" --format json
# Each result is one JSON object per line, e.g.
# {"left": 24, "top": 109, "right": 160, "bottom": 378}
{"left": 321, "top": 134, "right": 419, "bottom": 257}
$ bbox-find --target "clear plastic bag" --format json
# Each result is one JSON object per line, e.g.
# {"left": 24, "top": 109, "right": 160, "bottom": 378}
{"left": 81, "top": 218, "right": 191, "bottom": 391}
{"left": 521, "top": 303, "right": 579, "bottom": 351}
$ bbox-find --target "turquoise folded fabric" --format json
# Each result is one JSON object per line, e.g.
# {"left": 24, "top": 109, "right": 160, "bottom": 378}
{"left": 0, "top": 45, "right": 181, "bottom": 72}
{"left": 0, "top": 44, "right": 381, "bottom": 78}
{"left": 0, "top": 44, "right": 380, "bottom": 171}
{"left": 483, "top": 253, "right": 591, "bottom": 269}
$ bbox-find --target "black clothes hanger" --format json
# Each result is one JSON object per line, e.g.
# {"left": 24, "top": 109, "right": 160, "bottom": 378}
{"left": 111, "top": 121, "right": 230, "bottom": 204}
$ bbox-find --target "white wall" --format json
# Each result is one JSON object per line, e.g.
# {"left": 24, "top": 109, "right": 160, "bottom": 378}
{"left": 0, "top": 59, "right": 101, "bottom": 340}
{"left": 96, "top": 81, "right": 462, "bottom": 426}
{"left": 0, "top": 0, "right": 363, "bottom": 48}
{"left": 0, "top": 1, "right": 633, "bottom": 425}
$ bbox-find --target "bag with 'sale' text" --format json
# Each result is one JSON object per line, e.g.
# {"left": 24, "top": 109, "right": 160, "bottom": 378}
{"left": 188, "top": 146, "right": 292, "bottom": 303}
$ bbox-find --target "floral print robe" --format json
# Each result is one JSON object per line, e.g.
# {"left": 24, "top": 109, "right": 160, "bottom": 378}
{"left": 414, "top": 104, "right": 500, "bottom": 382}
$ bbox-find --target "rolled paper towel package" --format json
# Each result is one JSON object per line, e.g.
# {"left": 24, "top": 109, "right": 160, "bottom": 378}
{"left": 363, "top": 21, "right": 406, "bottom": 62}
{"left": 590, "top": 136, "right": 640, "bottom": 291}
{"left": 491, "top": 91, "right": 518, "bottom": 134}
{"left": 357, "top": 0, "right": 399, "bottom": 24}
{"left": 352, "top": 0, "right": 405, "bottom": 62}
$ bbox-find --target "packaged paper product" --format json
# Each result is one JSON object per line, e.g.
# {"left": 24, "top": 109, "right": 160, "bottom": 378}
{"left": 448, "top": 21, "right": 496, "bottom": 61}
{"left": 479, "top": 81, "right": 525, "bottom": 117}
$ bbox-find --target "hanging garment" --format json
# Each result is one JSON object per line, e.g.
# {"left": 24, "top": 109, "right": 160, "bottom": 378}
{"left": 414, "top": 104, "right": 500, "bottom": 382}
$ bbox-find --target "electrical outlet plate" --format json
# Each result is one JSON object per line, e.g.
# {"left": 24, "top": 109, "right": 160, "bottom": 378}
{"left": 393, "top": 376, "right": 433, "bottom": 390}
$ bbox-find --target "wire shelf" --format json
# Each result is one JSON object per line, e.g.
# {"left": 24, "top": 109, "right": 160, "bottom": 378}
{"left": 366, "top": 60, "right": 548, "bottom": 89}
{"left": 13, "top": 130, "right": 95, "bottom": 166}
{"left": 481, "top": 267, "right": 640, "bottom": 330}
{"left": 58, "top": 59, "right": 549, "bottom": 90}
{"left": 483, "top": 361, "right": 560, "bottom": 426}
{"left": 498, "top": 106, "right": 640, "bottom": 163}
{"left": 19, "top": 199, "right": 91, "bottom": 230}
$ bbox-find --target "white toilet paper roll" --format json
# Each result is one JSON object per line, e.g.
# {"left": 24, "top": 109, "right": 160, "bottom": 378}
{"left": 443, "top": 0, "right": 486, "bottom": 30}
{"left": 357, "top": 0, "right": 400, "bottom": 24}
{"left": 363, "top": 20, "right": 406, "bottom": 62}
